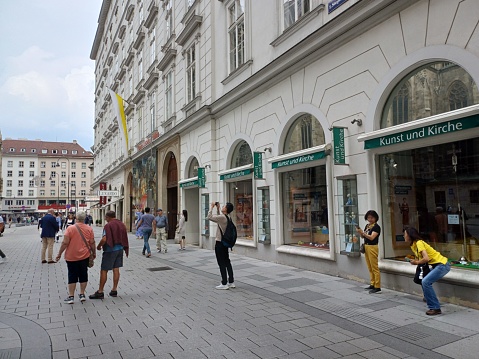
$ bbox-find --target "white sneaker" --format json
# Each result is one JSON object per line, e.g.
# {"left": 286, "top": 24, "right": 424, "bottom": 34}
{"left": 228, "top": 283, "right": 236, "bottom": 288}
{"left": 157, "top": 249, "right": 161, "bottom": 253}
{"left": 215, "top": 284, "right": 229, "bottom": 290}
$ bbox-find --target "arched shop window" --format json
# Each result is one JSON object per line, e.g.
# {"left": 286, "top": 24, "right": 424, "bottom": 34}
{"left": 379, "top": 62, "right": 479, "bottom": 268}
{"left": 231, "top": 140, "right": 253, "bottom": 167}
{"left": 282, "top": 114, "right": 329, "bottom": 250}
{"left": 284, "top": 114, "right": 325, "bottom": 153}
{"left": 381, "top": 61, "right": 479, "bottom": 128}
{"left": 188, "top": 157, "right": 199, "bottom": 178}
{"left": 229, "top": 141, "right": 254, "bottom": 240}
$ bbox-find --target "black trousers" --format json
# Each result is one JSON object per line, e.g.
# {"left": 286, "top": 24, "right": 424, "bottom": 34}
{"left": 215, "top": 241, "right": 234, "bottom": 285}
{"left": 0, "top": 249, "right": 6, "bottom": 258}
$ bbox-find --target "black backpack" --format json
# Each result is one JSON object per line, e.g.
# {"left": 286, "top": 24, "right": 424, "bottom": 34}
{"left": 219, "top": 215, "right": 237, "bottom": 249}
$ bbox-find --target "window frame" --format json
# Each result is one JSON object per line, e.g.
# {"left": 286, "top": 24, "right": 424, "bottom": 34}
{"left": 227, "top": 0, "right": 245, "bottom": 73}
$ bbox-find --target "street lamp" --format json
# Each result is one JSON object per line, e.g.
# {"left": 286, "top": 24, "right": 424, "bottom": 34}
{"left": 56, "top": 158, "right": 70, "bottom": 214}
{"left": 49, "top": 172, "right": 60, "bottom": 211}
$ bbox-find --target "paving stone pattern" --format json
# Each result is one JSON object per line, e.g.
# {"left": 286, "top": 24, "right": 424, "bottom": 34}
{"left": 1, "top": 225, "right": 479, "bottom": 358}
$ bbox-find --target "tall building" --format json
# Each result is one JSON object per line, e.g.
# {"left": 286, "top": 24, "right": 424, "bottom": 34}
{"left": 91, "top": 0, "right": 479, "bottom": 307}
{"left": 0, "top": 139, "right": 94, "bottom": 218}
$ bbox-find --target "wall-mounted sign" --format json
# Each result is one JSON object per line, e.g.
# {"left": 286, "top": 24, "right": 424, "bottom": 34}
{"left": 333, "top": 127, "right": 346, "bottom": 164}
{"left": 220, "top": 168, "right": 252, "bottom": 180}
{"left": 271, "top": 151, "right": 325, "bottom": 169}
{"left": 364, "top": 117, "right": 479, "bottom": 149}
{"left": 98, "top": 190, "right": 120, "bottom": 196}
{"left": 180, "top": 180, "right": 198, "bottom": 188}
{"left": 253, "top": 152, "right": 263, "bottom": 179}
{"left": 197, "top": 167, "right": 206, "bottom": 188}
{"left": 328, "top": 0, "right": 348, "bottom": 14}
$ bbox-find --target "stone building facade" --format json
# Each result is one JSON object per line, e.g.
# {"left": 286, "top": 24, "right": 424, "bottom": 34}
{"left": 91, "top": 0, "right": 479, "bottom": 307}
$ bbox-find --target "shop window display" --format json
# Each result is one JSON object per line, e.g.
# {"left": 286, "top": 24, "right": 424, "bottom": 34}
{"left": 229, "top": 141, "right": 254, "bottom": 240}
{"left": 282, "top": 166, "right": 328, "bottom": 249}
{"left": 379, "top": 138, "right": 479, "bottom": 268}
{"left": 229, "top": 180, "right": 253, "bottom": 240}
{"left": 280, "top": 114, "right": 328, "bottom": 249}
{"left": 380, "top": 60, "right": 479, "bottom": 269}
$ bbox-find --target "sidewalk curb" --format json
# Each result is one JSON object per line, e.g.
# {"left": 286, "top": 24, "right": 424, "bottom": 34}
{"left": 0, "top": 312, "right": 51, "bottom": 359}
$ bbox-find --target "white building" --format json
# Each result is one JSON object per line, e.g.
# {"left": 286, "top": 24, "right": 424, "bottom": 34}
{"left": 0, "top": 139, "right": 94, "bottom": 218}
{"left": 91, "top": 0, "right": 479, "bottom": 307}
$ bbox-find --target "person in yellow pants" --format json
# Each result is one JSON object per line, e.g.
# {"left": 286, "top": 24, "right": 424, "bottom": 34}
{"left": 357, "top": 210, "right": 381, "bottom": 294}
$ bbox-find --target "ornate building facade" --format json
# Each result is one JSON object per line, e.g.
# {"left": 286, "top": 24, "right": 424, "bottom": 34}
{"left": 91, "top": 0, "right": 479, "bottom": 307}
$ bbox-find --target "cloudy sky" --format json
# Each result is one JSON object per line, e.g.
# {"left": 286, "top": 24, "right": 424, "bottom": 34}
{"left": 0, "top": 0, "right": 101, "bottom": 151}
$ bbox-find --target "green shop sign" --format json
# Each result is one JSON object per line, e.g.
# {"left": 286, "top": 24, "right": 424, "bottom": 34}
{"left": 364, "top": 116, "right": 479, "bottom": 149}
{"left": 272, "top": 151, "right": 325, "bottom": 169}
{"left": 197, "top": 167, "right": 206, "bottom": 188}
{"left": 220, "top": 168, "right": 252, "bottom": 180}
{"left": 253, "top": 152, "right": 263, "bottom": 179}
{"left": 333, "top": 127, "right": 345, "bottom": 164}
{"left": 180, "top": 179, "right": 198, "bottom": 188}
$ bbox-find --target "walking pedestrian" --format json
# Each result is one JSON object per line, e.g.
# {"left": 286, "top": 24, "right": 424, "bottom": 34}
{"left": 404, "top": 227, "right": 450, "bottom": 315}
{"left": 208, "top": 202, "right": 235, "bottom": 290}
{"left": 55, "top": 212, "right": 62, "bottom": 242}
{"left": 0, "top": 249, "right": 6, "bottom": 263}
{"left": 136, "top": 207, "right": 155, "bottom": 257}
{"left": 89, "top": 210, "right": 129, "bottom": 299}
{"left": 356, "top": 210, "right": 381, "bottom": 294}
{"left": 40, "top": 209, "right": 60, "bottom": 264}
{"left": 135, "top": 209, "right": 143, "bottom": 240}
{"left": 0, "top": 215, "right": 4, "bottom": 237}
{"left": 55, "top": 211, "right": 95, "bottom": 304}
{"left": 64, "top": 213, "right": 75, "bottom": 229}
{"left": 153, "top": 208, "right": 168, "bottom": 253}
{"left": 8, "top": 217, "right": 12, "bottom": 228}
{"left": 177, "top": 210, "right": 187, "bottom": 250}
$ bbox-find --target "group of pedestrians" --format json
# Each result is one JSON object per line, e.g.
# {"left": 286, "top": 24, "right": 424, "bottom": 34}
{"left": 51, "top": 210, "right": 129, "bottom": 303}
{"left": 135, "top": 207, "right": 188, "bottom": 256}
{"left": 7, "top": 200, "right": 451, "bottom": 314}
{"left": 356, "top": 209, "right": 450, "bottom": 316}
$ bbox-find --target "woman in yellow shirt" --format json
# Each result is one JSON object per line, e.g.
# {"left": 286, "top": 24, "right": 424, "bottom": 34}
{"left": 404, "top": 227, "right": 450, "bottom": 316}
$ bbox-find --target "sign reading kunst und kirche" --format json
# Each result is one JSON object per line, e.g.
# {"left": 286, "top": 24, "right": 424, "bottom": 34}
{"left": 364, "top": 116, "right": 479, "bottom": 149}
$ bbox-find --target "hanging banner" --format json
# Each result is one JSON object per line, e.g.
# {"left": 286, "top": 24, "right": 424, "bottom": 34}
{"left": 198, "top": 167, "right": 206, "bottom": 188}
{"left": 99, "top": 182, "right": 107, "bottom": 205}
{"left": 253, "top": 152, "right": 263, "bottom": 179}
{"left": 333, "top": 127, "right": 346, "bottom": 164}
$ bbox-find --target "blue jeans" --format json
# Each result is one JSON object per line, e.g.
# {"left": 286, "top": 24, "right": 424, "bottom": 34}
{"left": 142, "top": 228, "right": 152, "bottom": 254}
{"left": 422, "top": 262, "right": 450, "bottom": 310}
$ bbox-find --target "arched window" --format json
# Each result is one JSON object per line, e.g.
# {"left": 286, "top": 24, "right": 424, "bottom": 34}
{"left": 449, "top": 81, "right": 468, "bottom": 111}
{"left": 284, "top": 114, "right": 325, "bottom": 154}
{"left": 231, "top": 141, "right": 253, "bottom": 168}
{"left": 188, "top": 157, "right": 199, "bottom": 178}
{"left": 381, "top": 62, "right": 478, "bottom": 128}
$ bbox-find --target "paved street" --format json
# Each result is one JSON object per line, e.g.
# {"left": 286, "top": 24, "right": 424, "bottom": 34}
{"left": 1, "top": 225, "right": 479, "bottom": 359}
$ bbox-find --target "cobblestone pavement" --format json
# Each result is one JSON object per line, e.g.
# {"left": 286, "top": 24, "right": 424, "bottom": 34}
{"left": 1, "top": 225, "right": 479, "bottom": 359}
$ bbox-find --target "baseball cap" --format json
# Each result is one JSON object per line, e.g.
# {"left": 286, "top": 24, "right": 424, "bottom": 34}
{"left": 157, "top": 208, "right": 163, "bottom": 211}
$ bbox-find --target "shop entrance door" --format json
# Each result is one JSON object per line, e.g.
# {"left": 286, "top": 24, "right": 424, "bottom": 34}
{"left": 166, "top": 152, "right": 178, "bottom": 240}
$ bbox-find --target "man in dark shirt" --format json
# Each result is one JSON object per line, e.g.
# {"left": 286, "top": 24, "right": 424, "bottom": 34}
{"left": 40, "top": 209, "right": 60, "bottom": 263}
{"left": 89, "top": 211, "right": 129, "bottom": 299}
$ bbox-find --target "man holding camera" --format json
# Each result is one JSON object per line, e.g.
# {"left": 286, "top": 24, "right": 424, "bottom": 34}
{"left": 208, "top": 202, "right": 235, "bottom": 290}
